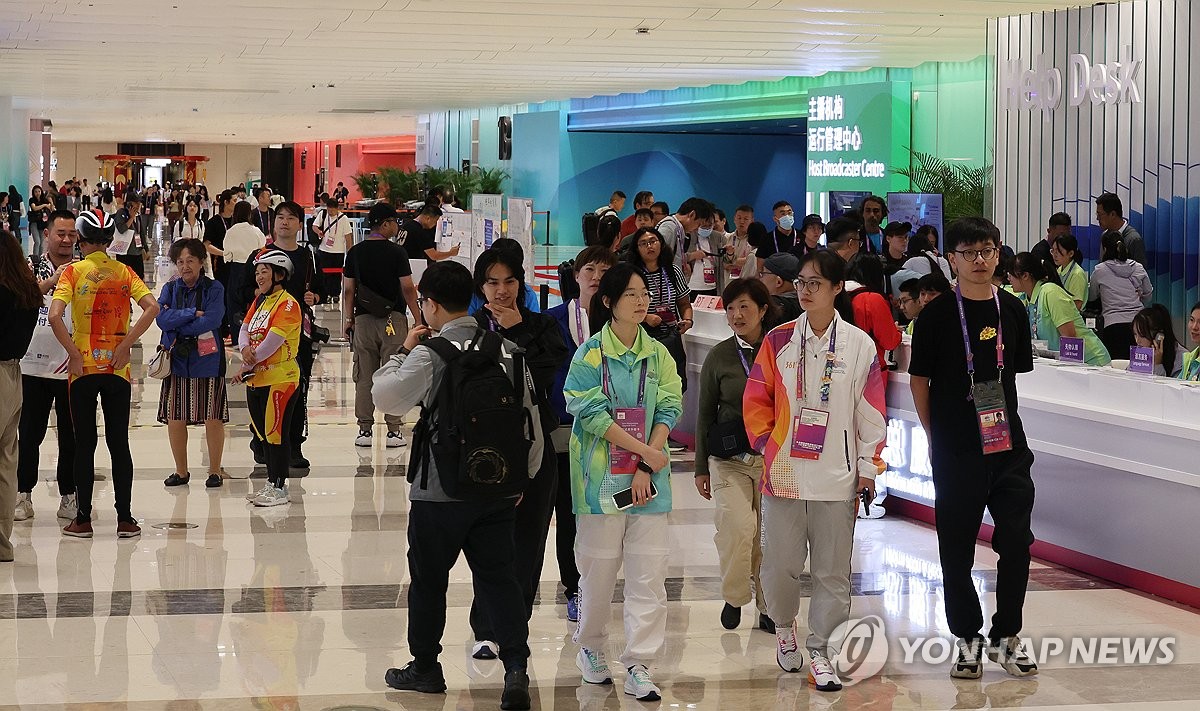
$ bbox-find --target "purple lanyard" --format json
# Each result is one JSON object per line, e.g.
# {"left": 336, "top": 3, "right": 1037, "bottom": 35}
{"left": 798, "top": 319, "right": 837, "bottom": 406}
{"left": 652, "top": 267, "right": 673, "bottom": 304}
{"left": 601, "top": 350, "right": 649, "bottom": 407}
{"left": 573, "top": 299, "right": 586, "bottom": 345}
{"left": 486, "top": 316, "right": 498, "bottom": 332}
{"left": 258, "top": 210, "right": 270, "bottom": 233}
{"left": 954, "top": 284, "right": 1004, "bottom": 400}
{"left": 736, "top": 345, "right": 752, "bottom": 376}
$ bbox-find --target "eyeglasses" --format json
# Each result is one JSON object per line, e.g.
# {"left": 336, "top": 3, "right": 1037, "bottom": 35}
{"left": 795, "top": 278, "right": 827, "bottom": 293}
{"left": 954, "top": 247, "right": 998, "bottom": 261}
{"left": 622, "top": 290, "right": 652, "bottom": 302}
{"left": 416, "top": 297, "right": 429, "bottom": 308}
{"left": 637, "top": 239, "right": 659, "bottom": 248}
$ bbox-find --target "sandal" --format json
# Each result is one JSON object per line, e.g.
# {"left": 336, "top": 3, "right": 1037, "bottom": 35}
{"left": 164, "top": 473, "right": 191, "bottom": 486}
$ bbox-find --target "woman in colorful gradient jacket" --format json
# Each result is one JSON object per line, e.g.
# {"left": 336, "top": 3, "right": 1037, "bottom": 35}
{"left": 742, "top": 250, "right": 887, "bottom": 693}
{"left": 563, "top": 262, "right": 683, "bottom": 701}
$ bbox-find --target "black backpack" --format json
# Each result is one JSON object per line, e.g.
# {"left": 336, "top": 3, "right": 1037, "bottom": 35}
{"left": 582, "top": 210, "right": 621, "bottom": 247}
{"left": 408, "top": 329, "right": 535, "bottom": 500}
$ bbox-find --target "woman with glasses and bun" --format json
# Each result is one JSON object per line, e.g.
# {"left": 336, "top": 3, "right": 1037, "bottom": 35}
{"left": 743, "top": 250, "right": 886, "bottom": 692}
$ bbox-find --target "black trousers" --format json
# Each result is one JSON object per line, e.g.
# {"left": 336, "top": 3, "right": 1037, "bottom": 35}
{"left": 316, "top": 251, "right": 344, "bottom": 302}
{"left": 69, "top": 374, "right": 133, "bottom": 519}
{"left": 292, "top": 339, "right": 313, "bottom": 448}
{"left": 1100, "top": 322, "right": 1135, "bottom": 360}
{"left": 246, "top": 384, "right": 298, "bottom": 487}
{"left": 17, "top": 375, "right": 75, "bottom": 494}
{"left": 115, "top": 254, "right": 145, "bottom": 281}
{"left": 470, "top": 446, "right": 558, "bottom": 639}
{"left": 554, "top": 450, "right": 580, "bottom": 598}
{"left": 932, "top": 445, "right": 1036, "bottom": 643}
{"left": 408, "top": 498, "right": 530, "bottom": 671}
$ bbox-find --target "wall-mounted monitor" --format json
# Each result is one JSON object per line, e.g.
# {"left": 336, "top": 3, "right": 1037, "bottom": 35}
{"left": 886, "top": 192, "right": 944, "bottom": 250}
{"left": 828, "top": 191, "right": 872, "bottom": 219}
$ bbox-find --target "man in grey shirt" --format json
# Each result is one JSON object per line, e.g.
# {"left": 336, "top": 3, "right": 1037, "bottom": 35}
{"left": 1096, "top": 192, "right": 1146, "bottom": 265}
{"left": 371, "top": 261, "right": 539, "bottom": 710}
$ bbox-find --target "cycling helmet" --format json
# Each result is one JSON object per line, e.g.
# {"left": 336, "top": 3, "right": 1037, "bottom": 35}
{"left": 76, "top": 208, "right": 115, "bottom": 244}
{"left": 253, "top": 249, "right": 294, "bottom": 279}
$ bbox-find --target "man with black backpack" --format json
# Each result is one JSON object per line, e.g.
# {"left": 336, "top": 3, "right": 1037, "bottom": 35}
{"left": 371, "top": 261, "right": 542, "bottom": 710}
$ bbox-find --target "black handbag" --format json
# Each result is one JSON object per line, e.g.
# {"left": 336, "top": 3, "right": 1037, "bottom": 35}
{"left": 351, "top": 248, "right": 398, "bottom": 318}
{"left": 706, "top": 417, "right": 752, "bottom": 459}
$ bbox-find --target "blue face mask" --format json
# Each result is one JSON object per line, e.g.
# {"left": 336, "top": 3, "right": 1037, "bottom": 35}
{"left": 697, "top": 227, "right": 713, "bottom": 239}
{"left": 779, "top": 215, "right": 795, "bottom": 231}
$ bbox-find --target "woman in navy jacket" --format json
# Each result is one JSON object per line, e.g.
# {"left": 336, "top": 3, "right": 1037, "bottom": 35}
{"left": 156, "top": 238, "right": 229, "bottom": 488}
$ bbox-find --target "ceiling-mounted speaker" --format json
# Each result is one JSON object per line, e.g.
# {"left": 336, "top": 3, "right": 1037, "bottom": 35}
{"left": 499, "top": 116, "right": 513, "bottom": 160}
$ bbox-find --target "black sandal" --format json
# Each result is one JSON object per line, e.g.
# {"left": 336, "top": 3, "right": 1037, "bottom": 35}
{"left": 164, "top": 473, "right": 191, "bottom": 486}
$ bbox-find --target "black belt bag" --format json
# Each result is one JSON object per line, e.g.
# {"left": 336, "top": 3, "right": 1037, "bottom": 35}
{"left": 706, "top": 417, "right": 752, "bottom": 459}
{"left": 356, "top": 282, "right": 398, "bottom": 318}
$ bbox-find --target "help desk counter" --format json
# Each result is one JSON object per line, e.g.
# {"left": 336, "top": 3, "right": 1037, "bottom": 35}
{"left": 678, "top": 304, "right": 1200, "bottom": 608}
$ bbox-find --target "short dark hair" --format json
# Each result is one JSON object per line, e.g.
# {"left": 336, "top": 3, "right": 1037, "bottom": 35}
{"left": 1096, "top": 192, "right": 1123, "bottom": 217}
{"left": 677, "top": 197, "right": 712, "bottom": 220}
{"left": 574, "top": 246, "right": 618, "bottom": 272}
{"left": 419, "top": 203, "right": 444, "bottom": 219}
{"left": 418, "top": 260, "right": 473, "bottom": 313}
{"left": 900, "top": 278, "right": 921, "bottom": 300}
{"left": 772, "top": 200, "right": 792, "bottom": 212}
{"left": 634, "top": 207, "right": 654, "bottom": 221}
{"left": 275, "top": 201, "right": 304, "bottom": 220}
{"left": 651, "top": 201, "right": 670, "bottom": 215}
{"left": 253, "top": 186, "right": 272, "bottom": 198}
{"left": 944, "top": 217, "right": 1001, "bottom": 252}
{"left": 589, "top": 262, "right": 648, "bottom": 333}
{"left": 713, "top": 207, "right": 725, "bottom": 222}
{"left": 1048, "top": 212, "right": 1072, "bottom": 228}
{"left": 323, "top": 197, "right": 339, "bottom": 209}
{"left": 860, "top": 195, "right": 888, "bottom": 217}
{"left": 48, "top": 209, "right": 77, "bottom": 228}
{"left": 473, "top": 246, "right": 526, "bottom": 302}
{"left": 169, "top": 237, "right": 208, "bottom": 263}
{"left": 824, "top": 217, "right": 862, "bottom": 246}
{"left": 611, "top": 191, "right": 626, "bottom": 201}
{"left": 918, "top": 272, "right": 951, "bottom": 295}
{"left": 721, "top": 276, "right": 778, "bottom": 326}
{"left": 1012, "top": 251, "right": 1063, "bottom": 288}
{"left": 232, "top": 201, "right": 254, "bottom": 225}
{"left": 125, "top": 191, "right": 142, "bottom": 205}
{"left": 633, "top": 190, "right": 654, "bottom": 207}
{"left": 734, "top": 204, "right": 754, "bottom": 215}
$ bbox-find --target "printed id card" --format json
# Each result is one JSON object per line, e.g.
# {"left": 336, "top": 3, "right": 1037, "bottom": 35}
{"left": 197, "top": 332, "right": 218, "bottom": 357}
{"left": 702, "top": 262, "right": 716, "bottom": 285}
{"left": 790, "top": 407, "right": 830, "bottom": 460}
{"left": 974, "top": 380, "right": 1013, "bottom": 455}
{"left": 610, "top": 407, "right": 647, "bottom": 474}
{"left": 654, "top": 307, "right": 677, "bottom": 326}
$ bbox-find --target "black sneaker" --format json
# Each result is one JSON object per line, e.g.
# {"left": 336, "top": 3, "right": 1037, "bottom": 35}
{"left": 720, "top": 602, "right": 741, "bottom": 630}
{"left": 758, "top": 613, "right": 776, "bottom": 633}
{"left": 951, "top": 638, "right": 984, "bottom": 679}
{"left": 987, "top": 636, "right": 1039, "bottom": 677}
{"left": 384, "top": 661, "right": 446, "bottom": 693}
{"left": 500, "top": 668, "right": 531, "bottom": 710}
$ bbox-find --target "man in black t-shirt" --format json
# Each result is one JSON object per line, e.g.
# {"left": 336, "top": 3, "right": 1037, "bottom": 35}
{"left": 748, "top": 200, "right": 798, "bottom": 272}
{"left": 398, "top": 203, "right": 456, "bottom": 263}
{"left": 343, "top": 202, "right": 421, "bottom": 449}
{"left": 908, "top": 217, "right": 1038, "bottom": 681}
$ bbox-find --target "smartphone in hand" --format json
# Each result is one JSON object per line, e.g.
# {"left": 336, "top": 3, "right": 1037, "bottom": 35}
{"left": 612, "top": 481, "right": 659, "bottom": 511}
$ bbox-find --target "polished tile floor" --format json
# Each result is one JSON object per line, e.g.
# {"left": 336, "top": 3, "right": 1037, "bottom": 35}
{"left": 3, "top": 310, "right": 1199, "bottom": 710}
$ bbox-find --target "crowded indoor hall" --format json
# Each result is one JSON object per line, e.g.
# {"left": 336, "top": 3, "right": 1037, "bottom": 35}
{"left": 0, "top": 1, "right": 1198, "bottom": 709}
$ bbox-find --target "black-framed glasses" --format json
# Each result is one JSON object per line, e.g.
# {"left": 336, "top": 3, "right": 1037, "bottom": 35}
{"left": 954, "top": 247, "right": 998, "bottom": 261}
{"left": 416, "top": 296, "right": 429, "bottom": 308}
{"left": 795, "top": 278, "right": 827, "bottom": 293}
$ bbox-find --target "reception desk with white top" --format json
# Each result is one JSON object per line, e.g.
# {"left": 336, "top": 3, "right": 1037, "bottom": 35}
{"left": 678, "top": 306, "right": 1200, "bottom": 608}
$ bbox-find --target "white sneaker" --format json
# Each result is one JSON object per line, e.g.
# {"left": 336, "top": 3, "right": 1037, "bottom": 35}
{"left": 57, "top": 493, "right": 78, "bottom": 520}
{"left": 245, "top": 482, "right": 273, "bottom": 501}
{"left": 776, "top": 622, "right": 803, "bottom": 673}
{"left": 471, "top": 640, "right": 498, "bottom": 660}
{"left": 623, "top": 665, "right": 660, "bottom": 702}
{"left": 386, "top": 431, "right": 406, "bottom": 448}
{"left": 987, "top": 636, "right": 1039, "bottom": 677}
{"left": 13, "top": 493, "right": 33, "bottom": 522}
{"left": 355, "top": 430, "right": 372, "bottom": 447}
{"left": 252, "top": 485, "right": 290, "bottom": 507}
{"left": 576, "top": 647, "right": 612, "bottom": 685}
{"left": 951, "top": 637, "right": 985, "bottom": 679}
{"left": 808, "top": 650, "right": 843, "bottom": 691}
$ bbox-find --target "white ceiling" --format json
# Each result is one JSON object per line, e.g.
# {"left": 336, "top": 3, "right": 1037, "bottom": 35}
{"left": 0, "top": 0, "right": 1078, "bottom": 144}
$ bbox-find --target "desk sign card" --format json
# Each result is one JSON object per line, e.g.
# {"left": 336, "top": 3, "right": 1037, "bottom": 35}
{"left": 1059, "top": 337, "right": 1085, "bottom": 364}
{"left": 1129, "top": 346, "right": 1155, "bottom": 375}
{"left": 693, "top": 295, "right": 723, "bottom": 311}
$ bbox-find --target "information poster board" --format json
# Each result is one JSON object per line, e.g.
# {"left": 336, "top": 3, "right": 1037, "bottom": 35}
{"left": 471, "top": 194, "right": 503, "bottom": 254}
{"left": 508, "top": 197, "right": 535, "bottom": 279}
{"left": 887, "top": 192, "right": 945, "bottom": 246}
{"left": 437, "top": 212, "right": 474, "bottom": 269}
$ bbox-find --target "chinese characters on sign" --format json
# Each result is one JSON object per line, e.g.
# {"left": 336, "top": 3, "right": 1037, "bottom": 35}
{"left": 807, "top": 94, "right": 864, "bottom": 153}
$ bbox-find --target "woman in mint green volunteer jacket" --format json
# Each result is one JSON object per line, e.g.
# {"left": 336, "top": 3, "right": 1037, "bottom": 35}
{"left": 1010, "top": 252, "right": 1110, "bottom": 366}
{"left": 563, "top": 262, "right": 683, "bottom": 701}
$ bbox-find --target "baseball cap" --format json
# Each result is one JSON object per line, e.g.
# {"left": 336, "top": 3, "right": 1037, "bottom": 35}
{"left": 762, "top": 253, "right": 800, "bottom": 282}
{"left": 367, "top": 202, "right": 399, "bottom": 227}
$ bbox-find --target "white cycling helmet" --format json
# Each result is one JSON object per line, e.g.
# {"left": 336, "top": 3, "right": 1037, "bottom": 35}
{"left": 253, "top": 249, "right": 294, "bottom": 279}
{"left": 76, "top": 208, "right": 116, "bottom": 244}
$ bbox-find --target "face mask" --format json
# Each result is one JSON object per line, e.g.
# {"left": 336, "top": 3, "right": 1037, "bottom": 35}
{"left": 779, "top": 215, "right": 795, "bottom": 231}
{"left": 697, "top": 227, "right": 713, "bottom": 239}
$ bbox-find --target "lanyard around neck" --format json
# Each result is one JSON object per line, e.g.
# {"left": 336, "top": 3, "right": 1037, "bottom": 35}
{"left": 572, "top": 299, "right": 587, "bottom": 346}
{"left": 798, "top": 318, "right": 837, "bottom": 405}
{"left": 954, "top": 283, "right": 1004, "bottom": 400}
{"left": 600, "top": 347, "right": 649, "bottom": 408}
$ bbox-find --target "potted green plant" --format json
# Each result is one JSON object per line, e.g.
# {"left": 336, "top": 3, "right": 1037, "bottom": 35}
{"left": 891, "top": 150, "right": 993, "bottom": 221}
{"left": 351, "top": 172, "right": 377, "bottom": 203}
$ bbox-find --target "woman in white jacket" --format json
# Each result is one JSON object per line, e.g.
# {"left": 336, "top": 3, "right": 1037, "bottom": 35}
{"left": 742, "top": 250, "right": 887, "bottom": 692}
{"left": 174, "top": 199, "right": 205, "bottom": 241}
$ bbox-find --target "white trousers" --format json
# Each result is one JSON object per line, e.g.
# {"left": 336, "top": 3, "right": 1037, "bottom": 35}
{"left": 574, "top": 512, "right": 670, "bottom": 669}
{"left": 760, "top": 495, "right": 856, "bottom": 655}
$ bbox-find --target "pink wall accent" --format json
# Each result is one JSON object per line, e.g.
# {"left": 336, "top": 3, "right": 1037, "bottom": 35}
{"left": 292, "top": 135, "right": 416, "bottom": 205}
